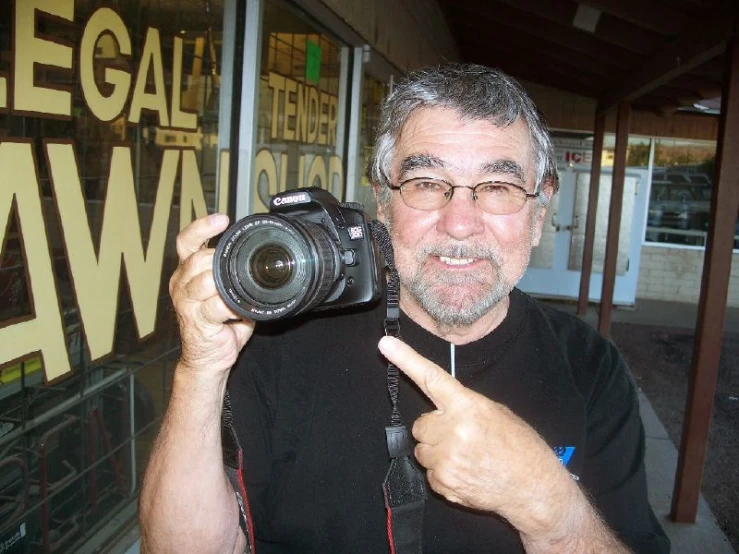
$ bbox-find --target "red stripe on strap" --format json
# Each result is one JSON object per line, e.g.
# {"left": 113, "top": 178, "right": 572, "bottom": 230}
{"left": 383, "top": 487, "right": 396, "bottom": 554}
{"left": 237, "top": 449, "right": 256, "bottom": 552}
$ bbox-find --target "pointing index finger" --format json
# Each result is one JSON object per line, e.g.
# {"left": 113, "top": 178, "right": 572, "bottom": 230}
{"left": 378, "top": 335, "right": 467, "bottom": 410}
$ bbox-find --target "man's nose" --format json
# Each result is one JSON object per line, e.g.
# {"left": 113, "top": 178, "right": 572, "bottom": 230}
{"left": 436, "top": 187, "right": 485, "bottom": 240}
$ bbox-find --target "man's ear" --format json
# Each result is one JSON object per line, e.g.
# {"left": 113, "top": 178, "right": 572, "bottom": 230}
{"left": 531, "top": 205, "right": 546, "bottom": 248}
{"left": 540, "top": 176, "right": 558, "bottom": 204}
{"left": 531, "top": 178, "right": 557, "bottom": 247}
{"left": 372, "top": 183, "right": 387, "bottom": 223}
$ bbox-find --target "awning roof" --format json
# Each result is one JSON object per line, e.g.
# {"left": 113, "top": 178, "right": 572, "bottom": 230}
{"left": 437, "top": 0, "right": 738, "bottom": 116}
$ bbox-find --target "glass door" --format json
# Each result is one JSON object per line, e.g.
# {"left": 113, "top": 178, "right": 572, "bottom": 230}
{"left": 251, "top": 0, "right": 352, "bottom": 213}
{"left": 518, "top": 165, "right": 649, "bottom": 305}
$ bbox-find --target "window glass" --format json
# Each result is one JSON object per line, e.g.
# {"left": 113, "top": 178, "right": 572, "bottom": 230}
{"left": 355, "top": 74, "right": 389, "bottom": 219}
{"left": 600, "top": 134, "right": 652, "bottom": 169}
{"left": 645, "top": 138, "right": 720, "bottom": 247}
{"left": 253, "top": 0, "right": 349, "bottom": 213}
{"left": 0, "top": 1, "right": 233, "bottom": 551}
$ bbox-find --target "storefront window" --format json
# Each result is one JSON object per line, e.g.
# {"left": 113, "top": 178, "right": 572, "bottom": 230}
{"left": 0, "top": 1, "right": 234, "bottom": 552}
{"left": 600, "top": 135, "right": 652, "bottom": 169}
{"left": 253, "top": 0, "right": 350, "bottom": 213}
{"left": 644, "top": 138, "right": 720, "bottom": 247}
{"left": 354, "top": 74, "right": 389, "bottom": 218}
{"left": 545, "top": 133, "right": 649, "bottom": 275}
{"left": 553, "top": 133, "right": 729, "bottom": 250}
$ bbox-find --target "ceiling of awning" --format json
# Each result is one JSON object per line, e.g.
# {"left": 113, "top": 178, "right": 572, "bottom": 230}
{"left": 436, "top": 0, "right": 738, "bottom": 116}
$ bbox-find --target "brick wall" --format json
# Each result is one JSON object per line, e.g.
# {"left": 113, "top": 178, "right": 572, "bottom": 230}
{"left": 637, "top": 245, "right": 739, "bottom": 306}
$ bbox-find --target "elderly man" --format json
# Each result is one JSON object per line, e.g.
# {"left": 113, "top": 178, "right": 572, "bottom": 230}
{"left": 139, "top": 64, "right": 670, "bottom": 553}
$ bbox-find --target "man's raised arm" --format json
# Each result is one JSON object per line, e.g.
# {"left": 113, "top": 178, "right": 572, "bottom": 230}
{"left": 139, "top": 214, "right": 254, "bottom": 554}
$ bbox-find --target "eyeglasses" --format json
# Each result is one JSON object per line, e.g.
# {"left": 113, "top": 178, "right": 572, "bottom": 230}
{"left": 388, "top": 177, "right": 540, "bottom": 215}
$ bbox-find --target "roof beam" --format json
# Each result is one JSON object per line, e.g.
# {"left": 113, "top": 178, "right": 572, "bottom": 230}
{"left": 578, "top": 0, "right": 689, "bottom": 35}
{"left": 458, "top": 45, "right": 603, "bottom": 98}
{"left": 669, "top": 75, "right": 723, "bottom": 99}
{"left": 491, "top": 0, "right": 660, "bottom": 54}
{"left": 449, "top": 18, "right": 626, "bottom": 81}
{"left": 596, "top": 11, "right": 737, "bottom": 114}
{"left": 659, "top": 85, "right": 707, "bottom": 106}
{"left": 446, "top": 2, "right": 641, "bottom": 69}
{"left": 635, "top": 95, "right": 686, "bottom": 116}
{"left": 689, "top": 58, "right": 727, "bottom": 79}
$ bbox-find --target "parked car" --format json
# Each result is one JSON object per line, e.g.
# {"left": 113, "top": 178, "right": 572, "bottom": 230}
{"left": 649, "top": 173, "right": 712, "bottom": 232}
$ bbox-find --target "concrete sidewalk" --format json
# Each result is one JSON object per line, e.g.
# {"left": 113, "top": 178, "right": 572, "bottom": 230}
{"left": 640, "top": 391, "right": 735, "bottom": 553}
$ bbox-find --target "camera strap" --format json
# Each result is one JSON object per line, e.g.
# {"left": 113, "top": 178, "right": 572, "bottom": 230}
{"left": 222, "top": 391, "right": 255, "bottom": 553}
{"left": 370, "top": 220, "right": 427, "bottom": 554}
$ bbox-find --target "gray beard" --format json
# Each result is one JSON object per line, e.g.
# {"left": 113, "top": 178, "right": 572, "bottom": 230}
{"left": 403, "top": 242, "right": 510, "bottom": 328}
{"left": 381, "top": 206, "right": 537, "bottom": 329}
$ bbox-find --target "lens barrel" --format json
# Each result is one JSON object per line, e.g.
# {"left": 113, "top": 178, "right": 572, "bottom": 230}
{"left": 213, "top": 214, "right": 342, "bottom": 321}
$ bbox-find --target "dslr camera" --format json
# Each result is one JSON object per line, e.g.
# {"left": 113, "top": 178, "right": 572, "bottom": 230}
{"left": 213, "top": 187, "right": 382, "bottom": 321}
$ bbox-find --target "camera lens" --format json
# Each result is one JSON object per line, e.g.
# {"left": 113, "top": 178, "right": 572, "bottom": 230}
{"left": 213, "top": 214, "right": 342, "bottom": 321}
{"left": 249, "top": 244, "right": 294, "bottom": 289}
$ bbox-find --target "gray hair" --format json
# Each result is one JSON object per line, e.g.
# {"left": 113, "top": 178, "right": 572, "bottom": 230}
{"left": 368, "top": 63, "right": 559, "bottom": 207}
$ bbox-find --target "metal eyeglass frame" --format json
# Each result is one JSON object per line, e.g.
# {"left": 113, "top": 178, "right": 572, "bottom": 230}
{"left": 387, "top": 177, "right": 540, "bottom": 214}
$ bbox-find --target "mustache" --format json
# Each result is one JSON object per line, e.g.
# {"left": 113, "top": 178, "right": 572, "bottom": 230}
{"left": 416, "top": 242, "right": 502, "bottom": 264}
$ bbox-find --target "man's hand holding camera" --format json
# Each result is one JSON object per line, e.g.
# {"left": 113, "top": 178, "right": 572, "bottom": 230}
{"left": 140, "top": 213, "right": 253, "bottom": 554}
{"left": 170, "top": 213, "right": 255, "bottom": 377}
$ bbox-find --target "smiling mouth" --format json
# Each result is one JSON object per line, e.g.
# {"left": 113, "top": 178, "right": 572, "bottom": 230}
{"left": 439, "top": 256, "right": 476, "bottom": 266}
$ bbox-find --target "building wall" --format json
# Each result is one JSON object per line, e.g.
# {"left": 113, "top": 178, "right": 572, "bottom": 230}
{"left": 637, "top": 246, "right": 739, "bottom": 307}
{"left": 522, "top": 80, "right": 720, "bottom": 141}
{"left": 320, "top": 0, "right": 458, "bottom": 69}
{"left": 521, "top": 80, "right": 737, "bottom": 307}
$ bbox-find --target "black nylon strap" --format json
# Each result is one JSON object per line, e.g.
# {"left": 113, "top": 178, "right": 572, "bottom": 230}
{"left": 370, "top": 220, "right": 427, "bottom": 554}
{"left": 222, "top": 391, "right": 241, "bottom": 468}
{"left": 370, "top": 220, "right": 402, "bottom": 426}
{"left": 383, "top": 453, "right": 427, "bottom": 554}
{"left": 222, "top": 391, "right": 255, "bottom": 553}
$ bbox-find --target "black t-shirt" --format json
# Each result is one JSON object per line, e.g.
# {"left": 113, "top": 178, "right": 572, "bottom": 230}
{"left": 226, "top": 289, "right": 670, "bottom": 553}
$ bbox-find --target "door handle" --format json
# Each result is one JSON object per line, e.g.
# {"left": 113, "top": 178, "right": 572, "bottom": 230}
{"left": 564, "top": 215, "right": 580, "bottom": 231}
{"left": 553, "top": 215, "right": 579, "bottom": 232}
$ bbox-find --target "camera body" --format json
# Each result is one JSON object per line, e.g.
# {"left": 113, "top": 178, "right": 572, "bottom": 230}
{"left": 213, "top": 187, "right": 382, "bottom": 321}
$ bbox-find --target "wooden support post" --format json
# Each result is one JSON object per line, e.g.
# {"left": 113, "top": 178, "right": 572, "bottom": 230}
{"left": 577, "top": 113, "right": 606, "bottom": 315}
{"left": 672, "top": 34, "right": 739, "bottom": 523}
{"left": 597, "top": 102, "right": 630, "bottom": 337}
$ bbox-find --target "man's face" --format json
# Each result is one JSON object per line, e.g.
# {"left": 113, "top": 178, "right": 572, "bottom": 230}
{"left": 377, "top": 107, "right": 550, "bottom": 330}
